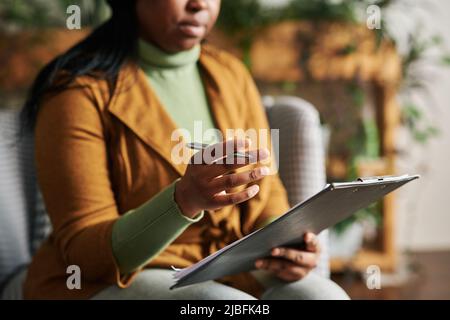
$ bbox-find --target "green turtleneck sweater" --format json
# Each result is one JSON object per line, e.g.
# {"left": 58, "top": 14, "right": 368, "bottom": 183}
{"left": 111, "top": 40, "right": 216, "bottom": 275}
{"left": 139, "top": 39, "right": 218, "bottom": 144}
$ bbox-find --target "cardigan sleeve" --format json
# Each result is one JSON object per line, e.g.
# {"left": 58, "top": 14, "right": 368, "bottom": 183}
{"left": 112, "top": 180, "right": 204, "bottom": 275}
{"left": 35, "top": 85, "right": 126, "bottom": 285}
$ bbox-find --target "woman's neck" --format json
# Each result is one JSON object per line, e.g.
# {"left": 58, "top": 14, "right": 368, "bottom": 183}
{"left": 138, "top": 38, "right": 200, "bottom": 69}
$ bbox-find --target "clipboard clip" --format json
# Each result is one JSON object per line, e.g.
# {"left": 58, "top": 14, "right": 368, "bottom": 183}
{"left": 357, "top": 176, "right": 386, "bottom": 182}
{"left": 356, "top": 174, "right": 409, "bottom": 183}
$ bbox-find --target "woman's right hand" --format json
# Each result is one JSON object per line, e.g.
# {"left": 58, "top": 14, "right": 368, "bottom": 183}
{"left": 174, "top": 138, "right": 271, "bottom": 218}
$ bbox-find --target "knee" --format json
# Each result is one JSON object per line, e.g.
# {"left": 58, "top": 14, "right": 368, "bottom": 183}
{"left": 261, "top": 273, "right": 350, "bottom": 300}
{"left": 93, "top": 269, "right": 257, "bottom": 300}
{"left": 178, "top": 281, "right": 257, "bottom": 300}
{"left": 123, "top": 269, "right": 256, "bottom": 300}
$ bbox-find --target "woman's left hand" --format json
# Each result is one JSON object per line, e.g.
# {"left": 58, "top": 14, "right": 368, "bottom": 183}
{"left": 254, "top": 232, "right": 320, "bottom": 282}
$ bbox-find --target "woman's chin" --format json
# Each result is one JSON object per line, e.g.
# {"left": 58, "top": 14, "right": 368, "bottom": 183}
{"left": 153, "top": 35, "right": 203, "bottom": 54}
{"left": 171, "top": 37, "right": 203, "bottom": 52}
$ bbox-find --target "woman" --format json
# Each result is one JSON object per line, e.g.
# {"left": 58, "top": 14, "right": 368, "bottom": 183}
{"left": 21, "top": 0, "right": 348, "bottom": 299}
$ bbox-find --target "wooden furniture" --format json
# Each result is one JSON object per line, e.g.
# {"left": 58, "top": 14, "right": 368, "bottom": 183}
{"left": 208, "top": 21, "right": 402, "bottom": 272}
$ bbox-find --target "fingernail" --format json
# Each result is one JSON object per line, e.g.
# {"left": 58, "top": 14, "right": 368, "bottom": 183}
{"left": 260, "top": 166, "right": 270, "bottom": 176}
{"left": 249, "top": 185, "right": 259, "bottom": 197}
{"left": 259, "top": 148, "right": 270, "bottom": 159}
{"left": 272, "top": 248, "right": 280, "bottom": 256}
{"left": 305, "top": 233, "right": 314, "bottom": 242}
{"left": 236, "top": 138, "right": 251, "bottom": 151}
{"left": 236, "top": 139, "right": 246, "bottom": 150}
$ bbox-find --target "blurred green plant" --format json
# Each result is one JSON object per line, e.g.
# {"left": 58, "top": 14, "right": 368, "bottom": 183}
{"left": 0, "top": 0, "right": 52, "bottom": 29}
{"left": 217, "top": 0, "right": 394, "bottom": 35}
{"left": 399, "top": 33, "right": 447, "bottom": 144}
{"left": 217, "top": 0, "right": 278, "bottom": 68}
{"left": 286, "top": 0, "right": 360, "bottom": 22}
{"left": 442, "top": 55, "right": 450, "bottom": 66}
{"left": 332, "top": 81, "right": 382, "bottom": 235}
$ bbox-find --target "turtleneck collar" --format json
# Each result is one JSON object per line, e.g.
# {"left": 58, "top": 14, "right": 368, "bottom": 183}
{"left": 138, "top": 38, "right": 201, "bottom": 69}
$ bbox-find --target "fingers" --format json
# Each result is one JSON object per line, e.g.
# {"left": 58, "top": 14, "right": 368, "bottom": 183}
{"left": 253, "top": 236, "right": 321, "bottom": 282}
{"left": 270, "top": 247, "right": 318, "bottom": 269}
{"left": 304, "top": 232, "right": 321, "bottom": 253}
{"left": 209, "top": 166, "right": 270, "bottom": 192}
{"left": 206, "top": 147, "right": 270, "bottom": 178}
{"left": 255, "top": 259, "right": 308, "bottom": 282}
{"left": 211, "top": 184, "right": 260, "bottom": 207}
{"left": 189, "top": 138, "right": 271, "bottom": 179}
{"left": 277, "top": 267, "right": 308, "bottom": 282}
{"left": 181, "top": 138, "right": 272, "bottom": 214}
{"left": 195, "top": 139, "right": 249, "bottom": 165}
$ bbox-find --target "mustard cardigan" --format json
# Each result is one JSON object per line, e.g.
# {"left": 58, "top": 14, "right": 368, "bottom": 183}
{"left": 24, "top": 44, "right": 290, "bottom": 299}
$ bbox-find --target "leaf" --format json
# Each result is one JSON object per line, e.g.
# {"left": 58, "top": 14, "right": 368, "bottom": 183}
{"left": 402, "top": 103, "right": 422, "bottom": 121}
{"left": 338, "top": 43, "right": 357, "bottom": 56}
{"left": 362, "top": 118, "right": 380, "bottom": 159}
{"left": 441, "top": 55, "right": 450, "bottom": 66}
{"left": 431, "top": 35, "right": 443, "bottom": 46}
{"left": 346, "top": 83, "right": 365, "bottom": 108}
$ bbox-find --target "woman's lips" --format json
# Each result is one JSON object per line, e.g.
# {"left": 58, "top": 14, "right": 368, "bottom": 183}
{"left": 178, "top": 23, "right": 206, "bottom": 38}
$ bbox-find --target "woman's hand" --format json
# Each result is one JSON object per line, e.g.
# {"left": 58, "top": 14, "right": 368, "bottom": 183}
{"left": 255, "top": 232, "right": 321, "bottom": 282}
{"left": 175, "top": 138, "right": 270, "bottom": 218}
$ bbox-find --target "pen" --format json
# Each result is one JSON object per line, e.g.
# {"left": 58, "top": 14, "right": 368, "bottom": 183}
{"left": 186, "top": 142, "right": 253, "bottom": 160}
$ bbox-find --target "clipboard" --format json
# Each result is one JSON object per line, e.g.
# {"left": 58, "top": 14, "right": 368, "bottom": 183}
{"left": 171, "top": 174, "right": 419, "bottom": 289}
